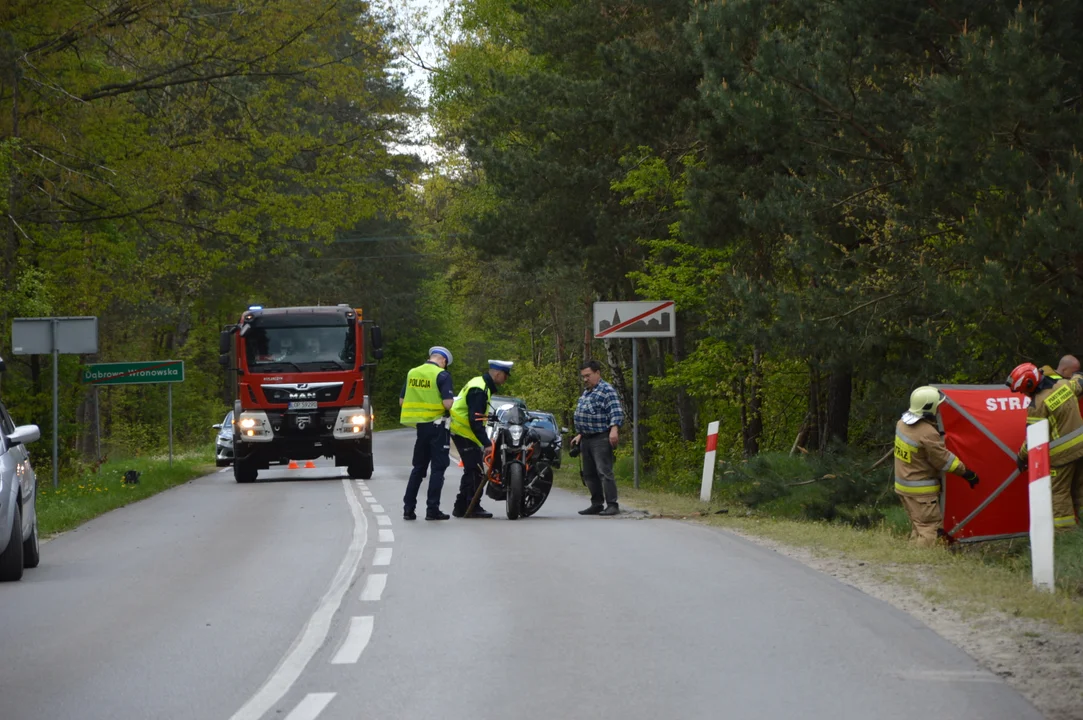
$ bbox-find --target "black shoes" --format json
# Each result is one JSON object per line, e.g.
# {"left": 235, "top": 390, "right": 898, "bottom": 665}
{"left": 599, "top": 504, "right": 620, "bottom": 516}
{"left": 452, "top": 504, "right": 492, "bottom": 518}
{"left": 403, "top": 510, "right": 417, "bottom": 521}
{"left": 426, "top": 510, "right": 450, "bottom": 521}
{"left": 578, "top": 504, "right": 604, "bottom": 515}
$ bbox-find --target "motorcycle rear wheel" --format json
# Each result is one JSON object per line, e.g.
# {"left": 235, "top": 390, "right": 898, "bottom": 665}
{"left": 506, "top": 463, "right": 523, "bottom": 520}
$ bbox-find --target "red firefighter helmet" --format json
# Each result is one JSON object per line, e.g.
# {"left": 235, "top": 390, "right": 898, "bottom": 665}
{"left": 1007, "top": 362, "right": 1041, "bottom": 394}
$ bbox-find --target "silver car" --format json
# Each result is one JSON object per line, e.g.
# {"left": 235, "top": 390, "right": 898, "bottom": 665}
{"left": 213, "top": 410, "right": 234, "bottom": 467}
{"left": 0, "top": 364, "right": 43, "bottom": 581}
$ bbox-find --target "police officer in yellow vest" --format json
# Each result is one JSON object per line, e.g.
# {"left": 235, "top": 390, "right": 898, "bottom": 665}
{"left": 399, "top": 346, "right": 455, "bottom": 521}
{"left": 449, "top": 360, "right": 513, "bottom": 518}
{"left": 894, "top": 386, "right": 980, "bottom": 546}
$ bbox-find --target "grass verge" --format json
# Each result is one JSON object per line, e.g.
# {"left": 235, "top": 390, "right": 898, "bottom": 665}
{"left": 36, "top": 449, "right": 216, "bottom": 537}
{"left": 553, "top": 463, "right": 1083, "bottom": 634}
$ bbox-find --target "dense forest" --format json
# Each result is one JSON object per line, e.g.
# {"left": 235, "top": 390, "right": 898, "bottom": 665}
{"left": 3, "top": 0, "right": 1083, "bottom": 485}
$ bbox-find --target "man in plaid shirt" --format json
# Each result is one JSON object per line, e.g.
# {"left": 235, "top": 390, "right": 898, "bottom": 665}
{"left": 572, "top": 359, "right": 625, "bottom": 516}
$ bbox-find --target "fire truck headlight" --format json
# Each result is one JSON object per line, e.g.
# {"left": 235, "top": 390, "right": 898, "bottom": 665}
{"left": 236, "top": 412, "right": 273, "bottom": 441}
{"left": 333, "top": 408, "right": 368, "bottom": 439}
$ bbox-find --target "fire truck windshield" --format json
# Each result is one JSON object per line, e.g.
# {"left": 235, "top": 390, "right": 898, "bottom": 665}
{"left": 244, "top": 323, "right": 356, "bottom": 371}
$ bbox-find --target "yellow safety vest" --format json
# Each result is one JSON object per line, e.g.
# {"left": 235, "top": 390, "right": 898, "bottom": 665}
{"left": 450, "top": 375, "right": 490, "bottom": 445}
{"left": 399, "top": 363, "right": 446, "bottom": 426}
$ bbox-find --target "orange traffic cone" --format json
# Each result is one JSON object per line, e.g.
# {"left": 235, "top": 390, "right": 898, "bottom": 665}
{"left": 288, "top": 460, "right": 299, "bottom": 470}
{"left": 304, "top": 460, "right": 316, "bottom": 469}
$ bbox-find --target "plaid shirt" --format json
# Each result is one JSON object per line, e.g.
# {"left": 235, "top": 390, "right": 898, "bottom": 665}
{"left": 574, "top": 380, "right": 625, "bottom": 434}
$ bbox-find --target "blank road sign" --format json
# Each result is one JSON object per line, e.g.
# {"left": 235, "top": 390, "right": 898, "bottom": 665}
{"left": 12, "top": 317, "right": 99, "bottom": 355}
{"left": 593, "top": 301, "right": 676, "bottom": 338}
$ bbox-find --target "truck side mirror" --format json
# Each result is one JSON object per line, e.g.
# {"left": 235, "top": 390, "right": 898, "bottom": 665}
{"left": 370, "top": 325, "right": 384, "bottom": 360}
{"left": 219, "top": 329, "right": 232, "bottom": 355}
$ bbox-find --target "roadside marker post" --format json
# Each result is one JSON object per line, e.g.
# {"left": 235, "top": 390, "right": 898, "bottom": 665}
{"left": 700, "top": 421, "right": 720, "bottom": 502}
{"left": 1026, "top": 420, "right": 1055, "bottom": 592}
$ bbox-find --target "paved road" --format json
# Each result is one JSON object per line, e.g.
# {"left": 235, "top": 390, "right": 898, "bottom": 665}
{"left": 0, "top": 429, "right": 1044, "bottom": 720}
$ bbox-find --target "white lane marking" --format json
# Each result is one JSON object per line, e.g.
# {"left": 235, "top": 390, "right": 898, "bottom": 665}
{"left": 284, "top": 692, "right": 336, "bottom": 720}
{"left": 331, "top": 616, "right": 375, "bottom": 664}
{"left": 376, "top": 514, "right": 391, "bottom": 526}
{"left": 363, "top": 494, "right": 376, "bottom": 502}
{"left": 219, "top": 467, "right": 230, "bottom": 474}
{"left": 373, "top": 547, "right": 392, "bottom": 566}
{"left": 370, "top": 504, "right": 385, "bottom": 513}
{"left": 378, "top": 529, "right": 394, "bottom": 543}
{"left": 229, "top": 481, "right": 367, "bottom": 720}
{"left": 360, "top": 574, "right": 387, "bottom": 602}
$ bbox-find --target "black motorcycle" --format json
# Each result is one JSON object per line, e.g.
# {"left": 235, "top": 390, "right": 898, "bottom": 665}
{"left": 467, "top": 403, "right": 554, "bottom": 519}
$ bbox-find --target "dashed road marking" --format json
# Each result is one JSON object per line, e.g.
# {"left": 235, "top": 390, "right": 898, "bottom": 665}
{"left": 284, "top": 692, "right": 336, "bottom": 720}
{"left": 376, "top": 514, "right": 391, "bottom": 526}
{"left": 373, "top": 547, "right": 392, "bottom": 566}
{"left": 378, "top": 529, "right": 394, "bottom": 543}
{"left": 360, "top": 574, "right": 387, "bottom": 602}
{"left": 370, "top": 504, "right": 385, "bottom": 513}
{"left": 331, "top": 616, "right": 375, "bottom": 664}
{"left": 228, "top": 481, "right": 366, "bottom": 720}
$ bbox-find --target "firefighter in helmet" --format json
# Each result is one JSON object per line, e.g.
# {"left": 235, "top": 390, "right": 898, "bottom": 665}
{"left": 1008, "top": 362, "right": 1083, "bottom": 529}
{"left": 893, "top": 386, "right": 980, "bottom": 546}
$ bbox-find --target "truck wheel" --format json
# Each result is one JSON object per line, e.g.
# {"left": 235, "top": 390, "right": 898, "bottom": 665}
{"left": 0, "top": 502, "right": 24, "bottom": 581}
{"left": 234, "top": 457, "right": 258, "bottom": 484}
{"left": 347, "top": 456, "right": 373, "bottom": 480}
{"left": 23, "top": 520, "right": 40, "bottom": 569}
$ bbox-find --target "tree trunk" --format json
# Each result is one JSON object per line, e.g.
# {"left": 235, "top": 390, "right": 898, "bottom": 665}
{"left": 825, "top": 368, "right": 853, "bottom": 450}
{"left": 602, "top": 336, "right": 629, "bottom": 411}
{"left": 673, "top": 328, "right": 697, "bottom": 442}
{"left": 807, "top": 366, "right": 822, "bottom": 452}
{"left": 742, "top": 346, "right": 764, "bottom": 458}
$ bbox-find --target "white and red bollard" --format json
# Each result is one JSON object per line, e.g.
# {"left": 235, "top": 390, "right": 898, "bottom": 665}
{"left": 1026, "top": 419, "right": 1055, "bottom": 592}
{"left": 700, "top": 421, "right": 720, "bottom": 502}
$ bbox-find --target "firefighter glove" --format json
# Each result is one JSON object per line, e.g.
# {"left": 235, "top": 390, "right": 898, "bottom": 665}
{"left": 1017, "top": 455, "right": 1029, "bottom": 474}
{"left": 961, "top": 469, "right": 979, "bottom": 489}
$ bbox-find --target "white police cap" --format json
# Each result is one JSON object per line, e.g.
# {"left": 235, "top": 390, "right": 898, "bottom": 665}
{"left": 429, "top": 346, "right": 453, "bottom": 366}
{"left": 488, "top": 359, "right": 514, "bottom": 375}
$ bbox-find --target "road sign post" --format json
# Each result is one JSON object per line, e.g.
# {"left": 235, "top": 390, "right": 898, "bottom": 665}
{"left": 81, "top": 360, "right": 185, "bottom": 466}
{"left": 12, "top": 317, "right": 99, "bottom": 488}
{"left": 593, "top": 301, "right": 676, "bottom": 489}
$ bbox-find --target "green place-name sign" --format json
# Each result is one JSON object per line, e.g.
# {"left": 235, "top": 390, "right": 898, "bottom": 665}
{"left": 81, "top": 360, "right": 185, "bottom": 386}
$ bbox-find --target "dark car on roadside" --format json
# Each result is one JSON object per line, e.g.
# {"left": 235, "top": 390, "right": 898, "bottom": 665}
{"left": 526, "top": 410, "right": 566, "bottom": 469}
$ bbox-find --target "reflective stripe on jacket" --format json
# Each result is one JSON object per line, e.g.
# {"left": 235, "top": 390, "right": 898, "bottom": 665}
{"left": 893, "top": 418, "right": 966, "bottom": 495}
{"left": 450, "top": 375, "right": 490, "bottom": 445}
{"left": 399, "top": 363, "right": 445, "bottom": 425}
{"left": 1020, "top": 376, "right": 1083, "bottom": 466}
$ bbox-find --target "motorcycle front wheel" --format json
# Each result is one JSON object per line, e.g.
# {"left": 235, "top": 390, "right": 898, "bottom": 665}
{"left": 506, "top": 462, "right": 523, "bottom": 520}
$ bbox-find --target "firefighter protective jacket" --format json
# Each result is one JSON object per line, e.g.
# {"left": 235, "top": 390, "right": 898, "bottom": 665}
{"left": 1021, "top": 375, "right": 1083, "bottom": 467}
{"left": 893, "top": 417, "right": 967, "bottom": 495}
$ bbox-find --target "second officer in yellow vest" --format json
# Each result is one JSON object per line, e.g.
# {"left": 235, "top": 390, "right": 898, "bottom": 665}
{"left": 399, "top": 346, "right": 456, "bottom": 520}
{"left": 449, "top": 360, "right": 513, "bottom": 518}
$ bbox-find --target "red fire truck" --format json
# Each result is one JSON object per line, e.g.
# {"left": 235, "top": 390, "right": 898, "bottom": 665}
{"left": 219, "top": 304, "right": 383, "bottom": 483}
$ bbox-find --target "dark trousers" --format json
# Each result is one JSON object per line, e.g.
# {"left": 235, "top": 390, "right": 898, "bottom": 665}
{"left": 404, "top": 422, "right": 450, "bottom": 512}
{"left": 582, "top": 432, "right": 618, "bottom": 507}
{"left": 452, "top": 435, "right": 485, "bottom": 510}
